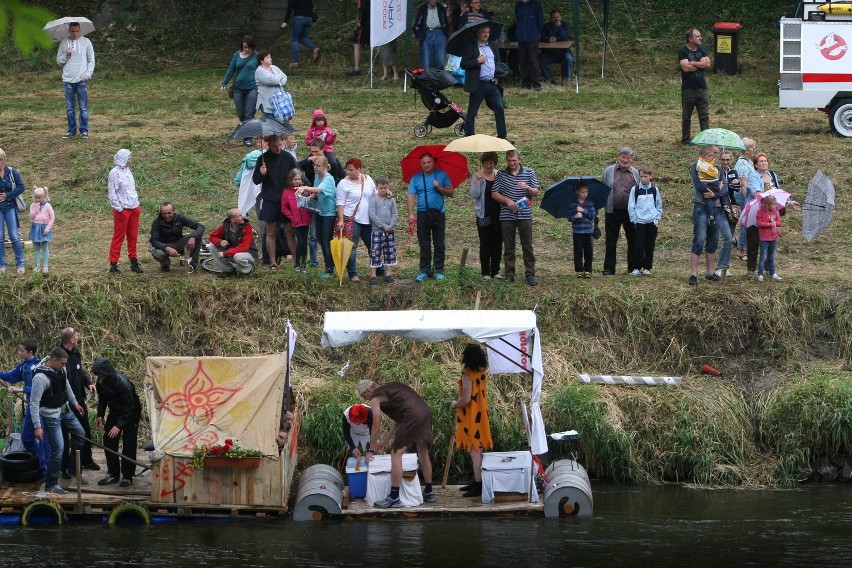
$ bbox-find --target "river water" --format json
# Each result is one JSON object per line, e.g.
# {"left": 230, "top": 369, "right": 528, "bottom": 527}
{"left": 0, "top": 484, "right": 848, "bottom": 567}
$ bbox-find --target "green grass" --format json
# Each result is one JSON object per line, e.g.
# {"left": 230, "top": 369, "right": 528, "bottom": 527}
{"left": 0, "top": 0, "right": 849, "bottom": 486}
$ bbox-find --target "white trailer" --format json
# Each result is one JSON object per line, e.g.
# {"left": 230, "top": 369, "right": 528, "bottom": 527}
{"left": 779, "top": 1, "right": 852, "bottom": 136}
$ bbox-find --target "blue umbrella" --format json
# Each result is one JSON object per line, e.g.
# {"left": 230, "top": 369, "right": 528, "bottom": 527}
{"left": 541, "top": 177, "right": 611, "bottom": 216}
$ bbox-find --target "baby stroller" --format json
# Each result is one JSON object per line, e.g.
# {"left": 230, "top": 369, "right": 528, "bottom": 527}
{"left": 406, "top": 68, "right": 467, "bottom": 138}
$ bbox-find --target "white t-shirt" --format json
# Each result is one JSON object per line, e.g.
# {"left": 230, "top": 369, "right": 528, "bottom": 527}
{"left": 336, "top": 174, "right": 377, "bottom": 225}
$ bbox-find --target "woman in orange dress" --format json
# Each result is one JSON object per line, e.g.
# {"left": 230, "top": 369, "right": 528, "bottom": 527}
{"left": 451, "top": 344, "right": 493, "bottom": 497}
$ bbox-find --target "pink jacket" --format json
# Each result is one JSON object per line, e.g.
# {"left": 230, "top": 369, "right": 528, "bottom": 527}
{"left": 304, "top": 109, "right": 337, "bottom": 152}
{"left": 281, "top": 187, "right": 313, "bottom": 228}
{"left": 29, "top": 201, "right": 55, "bottom": 233}
{"left": 756, "top": 207, "right": 781, "bottom": 241}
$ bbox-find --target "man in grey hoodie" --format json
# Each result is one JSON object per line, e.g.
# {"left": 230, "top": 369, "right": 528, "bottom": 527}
{"left": 56, "top": 22, "right": 96, "bottom": 139}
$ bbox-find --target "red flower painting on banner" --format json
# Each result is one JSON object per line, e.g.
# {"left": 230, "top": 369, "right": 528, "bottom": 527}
{"left": 160, "top": 361, "right": 241, "bottom": 437}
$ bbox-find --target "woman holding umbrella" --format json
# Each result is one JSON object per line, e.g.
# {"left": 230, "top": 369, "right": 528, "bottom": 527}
{"left": 220, "top": 35, "right": 259, "bottom": 146}
{"left": 469, "top": 151, "right": 502, "bottom": 279}
{"left": 742, "top": 153, "right": 799, "bottom": 277}
{"left": 743, "top": 153, "right": 780, "bottom": 277}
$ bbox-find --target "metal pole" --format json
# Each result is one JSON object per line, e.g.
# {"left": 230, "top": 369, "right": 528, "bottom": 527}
{"left": 601, "top": 0, "right": 609, "bottom": 78}
{"left": 71, "top": 431, "right": 151, "bottom": 472}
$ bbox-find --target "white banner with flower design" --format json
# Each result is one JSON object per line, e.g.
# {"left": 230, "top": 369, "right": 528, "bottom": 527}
{"left": 145, "top": 355, "right": 286, "bottom": 459}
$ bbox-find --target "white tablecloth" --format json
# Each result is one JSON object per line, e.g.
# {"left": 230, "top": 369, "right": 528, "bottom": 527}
{"left": 365, "top": 453, "right": 423, "bottom": 507}
{"left": 481, "top": 451, "right": 537, "bottom": 503}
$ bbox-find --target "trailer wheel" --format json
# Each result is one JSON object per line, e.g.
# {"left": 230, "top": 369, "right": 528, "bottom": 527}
{"left": 829, "top": 99, "right": 852, "bottom": 138}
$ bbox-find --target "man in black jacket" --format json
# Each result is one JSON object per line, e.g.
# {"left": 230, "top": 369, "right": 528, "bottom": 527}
{"left": 59, "top": 326, "right": 99, "bottom": 477}
{"left": 461, "top": 23, "right": 507, "bottom": 139}
{"left": 149, "top": 202, "right": 205, "bottom": 273}
{"left": 92, "top": 358, "right": 142, "bottom": 487}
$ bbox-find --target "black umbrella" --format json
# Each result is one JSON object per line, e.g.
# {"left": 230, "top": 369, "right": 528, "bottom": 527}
{"left": 541, "top": 177, "right": 611, "bottom": 215}
{"left": 446, "top": 19, "right": 504, "bottom": 57}
{"left": 228, "top": 117, "right": 296, "bottom": 142}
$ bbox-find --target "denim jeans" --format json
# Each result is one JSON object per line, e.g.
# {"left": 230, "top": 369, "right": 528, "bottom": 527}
{"left": 290, "top": 15, "right": 317, "bottom": 63}
{"left": 421, "top": 29, "right": 447, "bottom": 69}
{"left": 714, "top": 209, "right": 733, "bottom": 270}
{"left": 308, "top": 215, "right": 319, "bottom": 265}
{"left": 758, "top": 240, "right": 777, "bottom": 276}
{"left": 691, "top": 203, "right": 720, "bottom": 255}
{"left": 63, "top": 81, "right": 89, "bottom": 135}
{"left": 21, "top": 407, "right": 52, "bottom": 472}
{"left": 0, "top": 206, "right": 25, "bottom": 269}
{"left": 42, "top": 407, "right": 85, "bottom": 489}
{"left": 464, "top": 80, "right": 506, "bottom": 138}
{"left": 232, "top": 88, "right": 257, "bottom": 122}
{"left": 539, "top": 49, "right": 574, "bottom": 80}
{"left": 347, "top": 222, "right": 376, "bottom": 277}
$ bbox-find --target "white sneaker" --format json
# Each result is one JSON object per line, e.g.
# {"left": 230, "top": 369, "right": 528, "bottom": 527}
{"left": 714, "top": 269, "right": 723, "bottom": 278}
{"left": 630, "top": 269, "right": 641, "bottom": 276}
{"left": 33, "top": 266, "right": 41, "bottom": 273}
{"left": 641, "top": 268, "right": 652, "bottom": 276}
{"left": 43, "top": 266, "right": 49, "bottom": 274}
{"left": 757, "top": 274, "right": 764, "bottom": 282}
{"left": 726, "top": 269, "right": 733, "bottom": 277}
{"left": 771, "top": 273, "right": 782, "bottom": 281}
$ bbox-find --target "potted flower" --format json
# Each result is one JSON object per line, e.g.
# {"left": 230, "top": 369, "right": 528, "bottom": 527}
{"left": 189, "top": 439, "right": 264, "bottom": 469}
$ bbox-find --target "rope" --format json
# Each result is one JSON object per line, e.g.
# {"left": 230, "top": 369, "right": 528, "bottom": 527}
{"left": 582, "top": 0, "right": 636, "bottom": 92}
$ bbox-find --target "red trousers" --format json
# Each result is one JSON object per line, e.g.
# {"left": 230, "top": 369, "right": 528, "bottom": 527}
{"left": 110, "top": 206, "right": 141, "bottom": 262}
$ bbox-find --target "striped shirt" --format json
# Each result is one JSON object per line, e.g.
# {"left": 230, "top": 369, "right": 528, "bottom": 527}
{"left": 493, "top": 165, "right": 540, "bottom": 221}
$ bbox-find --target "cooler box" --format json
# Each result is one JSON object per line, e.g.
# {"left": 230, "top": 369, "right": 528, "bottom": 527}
{"left": 346, "top": 456, "right": 368, "bottom": 498}
{"left": 365, "top": 453, "right": 423, "bottom": 507}
{"left": 481, "top": 450, "right": 538, "bottom": 504}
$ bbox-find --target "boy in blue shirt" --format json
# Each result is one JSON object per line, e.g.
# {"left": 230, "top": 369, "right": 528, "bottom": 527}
{"left": 0, "top": 338, "right": 51, "bottom": 472}
{"left": 568, "top": 182, "right": 595, "bottom": 278}
{"left": 627, "top": 165, "right": 664, "bottom": 276}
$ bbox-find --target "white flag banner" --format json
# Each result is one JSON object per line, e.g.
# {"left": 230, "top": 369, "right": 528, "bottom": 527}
{"left": 287, "top": 320, "right": 298, "bottom": 363}
{"left": 371, "top": 0, "right": 407, "bottom": 48}
{"left": 485, "top": 331, "right": 532, "bottom": 375}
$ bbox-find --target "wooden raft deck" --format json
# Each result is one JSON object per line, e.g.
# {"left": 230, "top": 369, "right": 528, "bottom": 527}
{"left": 0, "top": 450, "right": 289, "bottom": 520}
{"left": 340, "top": 486, "right": 544, "bottom": 519}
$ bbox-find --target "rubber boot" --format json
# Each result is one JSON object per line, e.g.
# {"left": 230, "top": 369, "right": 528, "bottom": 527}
{"left": 463, "top": 481, "right": 482, "bottom": 498}
{"left": 130, "top": 259, "right": 144, "bottom": 273}
{"left": 109, "top": 262, "right": 120, "bottom": 274}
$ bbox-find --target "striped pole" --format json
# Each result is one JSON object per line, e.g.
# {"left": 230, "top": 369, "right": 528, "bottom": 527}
{"left": 577, "top": 374, "right": 682, "bottom": 386}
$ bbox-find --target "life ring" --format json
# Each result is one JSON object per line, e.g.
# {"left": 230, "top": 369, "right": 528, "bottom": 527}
{"left": 107, "top": 502, "right": 151, "bottom": 526}
{"left": 0, "top": 451, "right": 40, "bottom": 475}
{"left": 21, "top": 500, "right": 66, "bottom": 526}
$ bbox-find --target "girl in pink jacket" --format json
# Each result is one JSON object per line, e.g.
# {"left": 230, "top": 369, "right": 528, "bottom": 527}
{"left": 755, "top": 195, "right": 782, "bottom": 282}
{"left": 305, "top": 109, "right": 338, "bottom": 163}
{"left": 281, "top": 169, "right": 314, "bottom": 273}
{"left": 28, "top": 187, "right": 55, "bottom": 273}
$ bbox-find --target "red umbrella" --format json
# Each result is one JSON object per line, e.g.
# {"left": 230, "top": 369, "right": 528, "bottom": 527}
{"left": 400, "top": 145, "right": 470, "bottom": 189}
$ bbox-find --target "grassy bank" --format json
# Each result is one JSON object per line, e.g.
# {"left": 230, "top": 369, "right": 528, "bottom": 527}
{"left": 1, "top": 0, "right": 850, "bottom": 486}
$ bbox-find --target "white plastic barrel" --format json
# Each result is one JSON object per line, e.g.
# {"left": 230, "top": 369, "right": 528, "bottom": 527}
{"left": 543, "top": 459, "right": 593, "bottom": 518}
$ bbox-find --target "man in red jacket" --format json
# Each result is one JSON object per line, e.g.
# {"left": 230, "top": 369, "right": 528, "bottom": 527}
{"left": 206, "top": 209, "right": 258, "bottom": 275}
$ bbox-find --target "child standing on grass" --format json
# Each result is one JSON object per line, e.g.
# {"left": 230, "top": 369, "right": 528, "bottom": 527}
{"left": 281, "top": 168, "right": 313, "bottom": 273}
{"left": 756, "top": 195, "right": 782, "bottom": 283}
{"left": 367, "top": 177, "right": 397, "bottom": 285}
{"left": 29, "top": 187, "right": 55, "bottom": 274}
{"left": 627, "top": 165, "right": 663, "bottom": 276}
{"left": 305, "top": 110, "right": 338, "bottom": 164}
{"left": 568, "top": 182, "right": 595, "bottom": 278}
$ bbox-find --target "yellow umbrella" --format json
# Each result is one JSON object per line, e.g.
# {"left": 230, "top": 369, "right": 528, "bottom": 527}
{"left": 330, "top": 227, "right": 354, "bottom": 285}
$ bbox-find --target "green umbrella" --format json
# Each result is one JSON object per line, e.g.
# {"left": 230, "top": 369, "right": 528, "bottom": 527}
{"left": 689, "top": 128, "right": 745, "bottom": 150}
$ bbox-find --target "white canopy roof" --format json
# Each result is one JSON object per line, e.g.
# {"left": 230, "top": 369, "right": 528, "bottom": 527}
{"left": 322, "top": 310, "right": 547, "bottom": 455}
